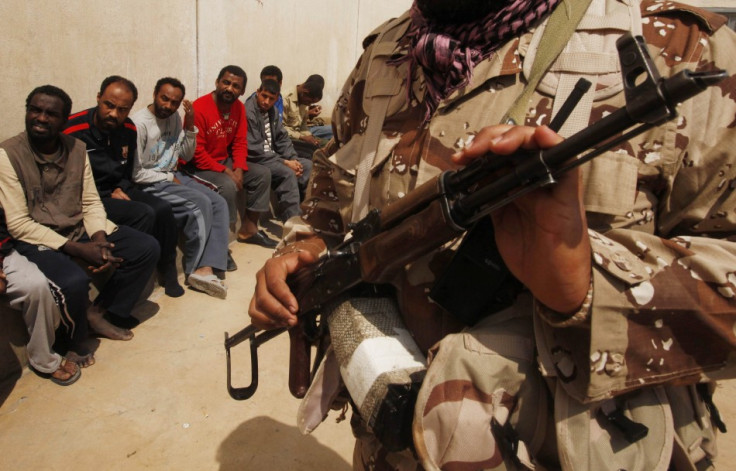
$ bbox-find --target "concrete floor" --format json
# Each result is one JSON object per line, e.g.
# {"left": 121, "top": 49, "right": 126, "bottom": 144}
{"left": 0, "top": 224, "right": 355, "bottom": 470}
{"left": 1, "top": 222, "right": 735, "bottom": 470}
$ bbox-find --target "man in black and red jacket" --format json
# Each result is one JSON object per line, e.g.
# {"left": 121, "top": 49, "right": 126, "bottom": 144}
{"left": 64, "top": 76, "right": 183, "bottom": 298}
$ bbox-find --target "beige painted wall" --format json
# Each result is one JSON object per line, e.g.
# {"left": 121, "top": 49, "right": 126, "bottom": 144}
{"left": 0, "top": 0, "right": 411, "bottom": 141}
{"left": 684, "top": 1, "right": 734, "bottom": 6}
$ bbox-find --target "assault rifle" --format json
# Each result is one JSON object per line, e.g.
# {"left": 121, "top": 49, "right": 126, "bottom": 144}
{"left": 225, "top": 33, "right": 727, "bottom": 401}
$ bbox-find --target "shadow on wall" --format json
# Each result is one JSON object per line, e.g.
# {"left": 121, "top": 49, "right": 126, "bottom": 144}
{"left": 217, "top": 415, "right": 351, "bottom": 471}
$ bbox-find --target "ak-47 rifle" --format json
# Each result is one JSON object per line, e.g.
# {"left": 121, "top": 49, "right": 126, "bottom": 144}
{"left": 225, "top": 33, "right": 727, "bottom": 401}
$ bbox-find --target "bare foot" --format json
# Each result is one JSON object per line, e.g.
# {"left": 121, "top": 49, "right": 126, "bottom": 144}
{"left": 87, "top": 306, "right": 134, "bottom": 341}
{"left": 66, "top": 351, "right": 96, "bottom": 368}
{"left": 236, "top": 231, "right": 255, "bottom": 242}
{"left": 49, "top": 359, "right": 81, "bottom": 386}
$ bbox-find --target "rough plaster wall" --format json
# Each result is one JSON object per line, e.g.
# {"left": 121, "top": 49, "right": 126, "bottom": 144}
{"left": 0, "top": 1, "right": 198, "bottom": 140}
{"left": 0, "top": 0, "right": 411, "bottom": 141}
{"left": 196, "top": 0, "right": 358, "bottom": 108}
{"left": 193, "top": 0, "right": 412, "bottom": 115}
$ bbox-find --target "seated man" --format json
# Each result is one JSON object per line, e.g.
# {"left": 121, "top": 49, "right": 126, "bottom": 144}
{"left": 186, "top": 65, "right": 278, "bottom": 249}
{"left": 245, "top": 79, "right": 312, "bottom": 222}
{"left": 302, "top": 74, "right": 332, "bottom": 141}
{"left": 282, "top": 75, "right": 330, "bottom": 159}
{"left": 132, "top": 77, "right": 229, "bottom": 299}
{"left": 0, "top": 85, "right": 160, "bottom": 341}
{"left": 64, "top": 76, "right": 183, "bottom": 297}
{"left": 257, "top": 65, "right": 284, "bottom": 122}
{"left": 0, "top": 216, "right": 83, "bottom": 385}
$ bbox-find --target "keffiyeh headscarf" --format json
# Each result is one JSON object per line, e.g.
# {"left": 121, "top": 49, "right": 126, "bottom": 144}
{"left": 397, "top": 0, "right": 561, "bottom": 120}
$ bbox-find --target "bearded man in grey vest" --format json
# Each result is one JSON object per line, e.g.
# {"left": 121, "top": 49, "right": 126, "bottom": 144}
{"left": 0, "top": 85, "right": 160, "bottom": 346}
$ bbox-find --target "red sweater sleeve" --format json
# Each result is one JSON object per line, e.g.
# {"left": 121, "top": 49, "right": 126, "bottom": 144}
{"left": 230, "top": 103, "right": 248, "bottom": 171}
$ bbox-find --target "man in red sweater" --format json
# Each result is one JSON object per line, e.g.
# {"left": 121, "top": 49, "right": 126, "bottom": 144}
{"left": 186, "top": 65, "right": 277, "bottom": 249}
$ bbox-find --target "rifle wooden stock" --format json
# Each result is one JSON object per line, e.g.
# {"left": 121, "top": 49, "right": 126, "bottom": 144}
{"left": 286, "top": 181, "right": 461, "bottom": 398}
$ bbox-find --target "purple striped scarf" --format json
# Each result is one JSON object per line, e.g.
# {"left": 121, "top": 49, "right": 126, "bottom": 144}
{"left": 397, "top": 0, "right": 560, "bottom": 120}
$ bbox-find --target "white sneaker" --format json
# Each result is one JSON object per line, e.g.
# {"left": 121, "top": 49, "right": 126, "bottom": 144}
{"left": 187, "top": 273, "right": 228, "bottom": 299}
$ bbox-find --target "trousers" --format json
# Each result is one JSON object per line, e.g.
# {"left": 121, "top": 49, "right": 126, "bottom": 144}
{"left": 191, "top": 160, "right": 271, "bottom": 226}
{"left": 249, "top": 155, "right": 312, "bottom": 222}
{"left": 16, "top": 225, "right": 158, "bottom": 339}
{"left": 141, "top": 174, "right": 229, "bottom": 273}
{"left": 3, "top": 251, "right": 63, "bottom": 373}
{"left": 102, "top": 187, "right": 174, "bottom": 273}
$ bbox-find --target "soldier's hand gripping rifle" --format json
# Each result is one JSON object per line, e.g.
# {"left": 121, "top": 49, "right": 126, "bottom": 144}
{"left": 225, "top": 33, "right": 727, "bottom": 401}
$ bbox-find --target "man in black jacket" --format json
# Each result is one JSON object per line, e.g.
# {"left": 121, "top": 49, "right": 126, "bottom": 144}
{"left": 64, "top": 76, "right": 184, "bottom": 297}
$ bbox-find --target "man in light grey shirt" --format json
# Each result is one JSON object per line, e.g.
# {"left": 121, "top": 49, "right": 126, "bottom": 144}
{"left": 132, "top": 77, "right": 230, "bottom": 299}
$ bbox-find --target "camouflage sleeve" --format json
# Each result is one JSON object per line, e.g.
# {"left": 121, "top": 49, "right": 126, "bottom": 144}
{"left": 276, "top": 22, "right": 413, "bottom": 262}
{"left": 282, "top": 94, "right": 312, "bottom": 140}
{"left": 540, "top": 17, "right": 736, "bottom": 325}
{"left": 535, "top": 18, "right": 736, "bottom": 402}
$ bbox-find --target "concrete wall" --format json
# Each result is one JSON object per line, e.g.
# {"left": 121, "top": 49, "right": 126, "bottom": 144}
{"left": 0, "top": 0, "right": 412, "bottom": 141}
{"left": 0, "top": 0, "right": 410, "bottom": 383}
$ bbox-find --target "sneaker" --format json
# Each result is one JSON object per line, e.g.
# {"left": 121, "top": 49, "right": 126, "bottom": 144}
{"left": 187, "top": 273, "right": 228, "bottom": 299}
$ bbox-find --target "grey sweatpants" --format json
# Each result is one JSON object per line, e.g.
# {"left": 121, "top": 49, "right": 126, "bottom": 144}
{"left": 191, "top": 159, "right": 271, "bottom": 226}
{"left": 251, "top": 155, "right": 312, "bottom": 222}
{"left": 142, "top": 174, "right": 230, "bottom": 274}
{"left": 3, "top": 250, "right": 61, "bottom": 374}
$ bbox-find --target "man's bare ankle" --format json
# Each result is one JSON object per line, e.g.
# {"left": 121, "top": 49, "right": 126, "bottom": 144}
{"left": 86, "top": 305, "right": 105, "bottom": 320}
{"left": 193, "top": 266, "right": 214, "bottom": 276}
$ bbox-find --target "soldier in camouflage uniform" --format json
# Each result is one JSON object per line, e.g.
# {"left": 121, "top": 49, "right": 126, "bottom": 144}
{"left": 249, "top": 0, "right": 736, "bottom": 469}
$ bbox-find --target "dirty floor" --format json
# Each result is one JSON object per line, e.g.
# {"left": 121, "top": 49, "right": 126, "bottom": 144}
{"left": 0, "top": 222, "right": 735, "bottom": 470}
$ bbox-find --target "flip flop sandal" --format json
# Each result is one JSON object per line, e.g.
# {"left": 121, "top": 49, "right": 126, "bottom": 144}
{"left": 31, "top": 359, "right": 81, "bottom": 386}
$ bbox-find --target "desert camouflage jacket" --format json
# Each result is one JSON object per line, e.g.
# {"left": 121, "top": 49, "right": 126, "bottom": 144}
{"left": 283, "top": 0, "right": 736, "bottom": 403}
{"left": 283, "top": 87, "right": 314, "bottom": 140}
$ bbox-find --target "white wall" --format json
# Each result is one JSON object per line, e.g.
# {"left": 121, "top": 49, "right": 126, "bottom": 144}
{"left": 0, "top": 0, "right": 411, "bottom": 140}
{"left": 682, "top": 1, "right": 734, "bottom": 7}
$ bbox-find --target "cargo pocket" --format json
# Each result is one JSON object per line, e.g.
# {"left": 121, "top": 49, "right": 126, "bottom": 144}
{"left": 555, "top": 383, "right": 674, "bottom": 471}
{"left": 413, "top": 300, "right": 548, "bottom": 470}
